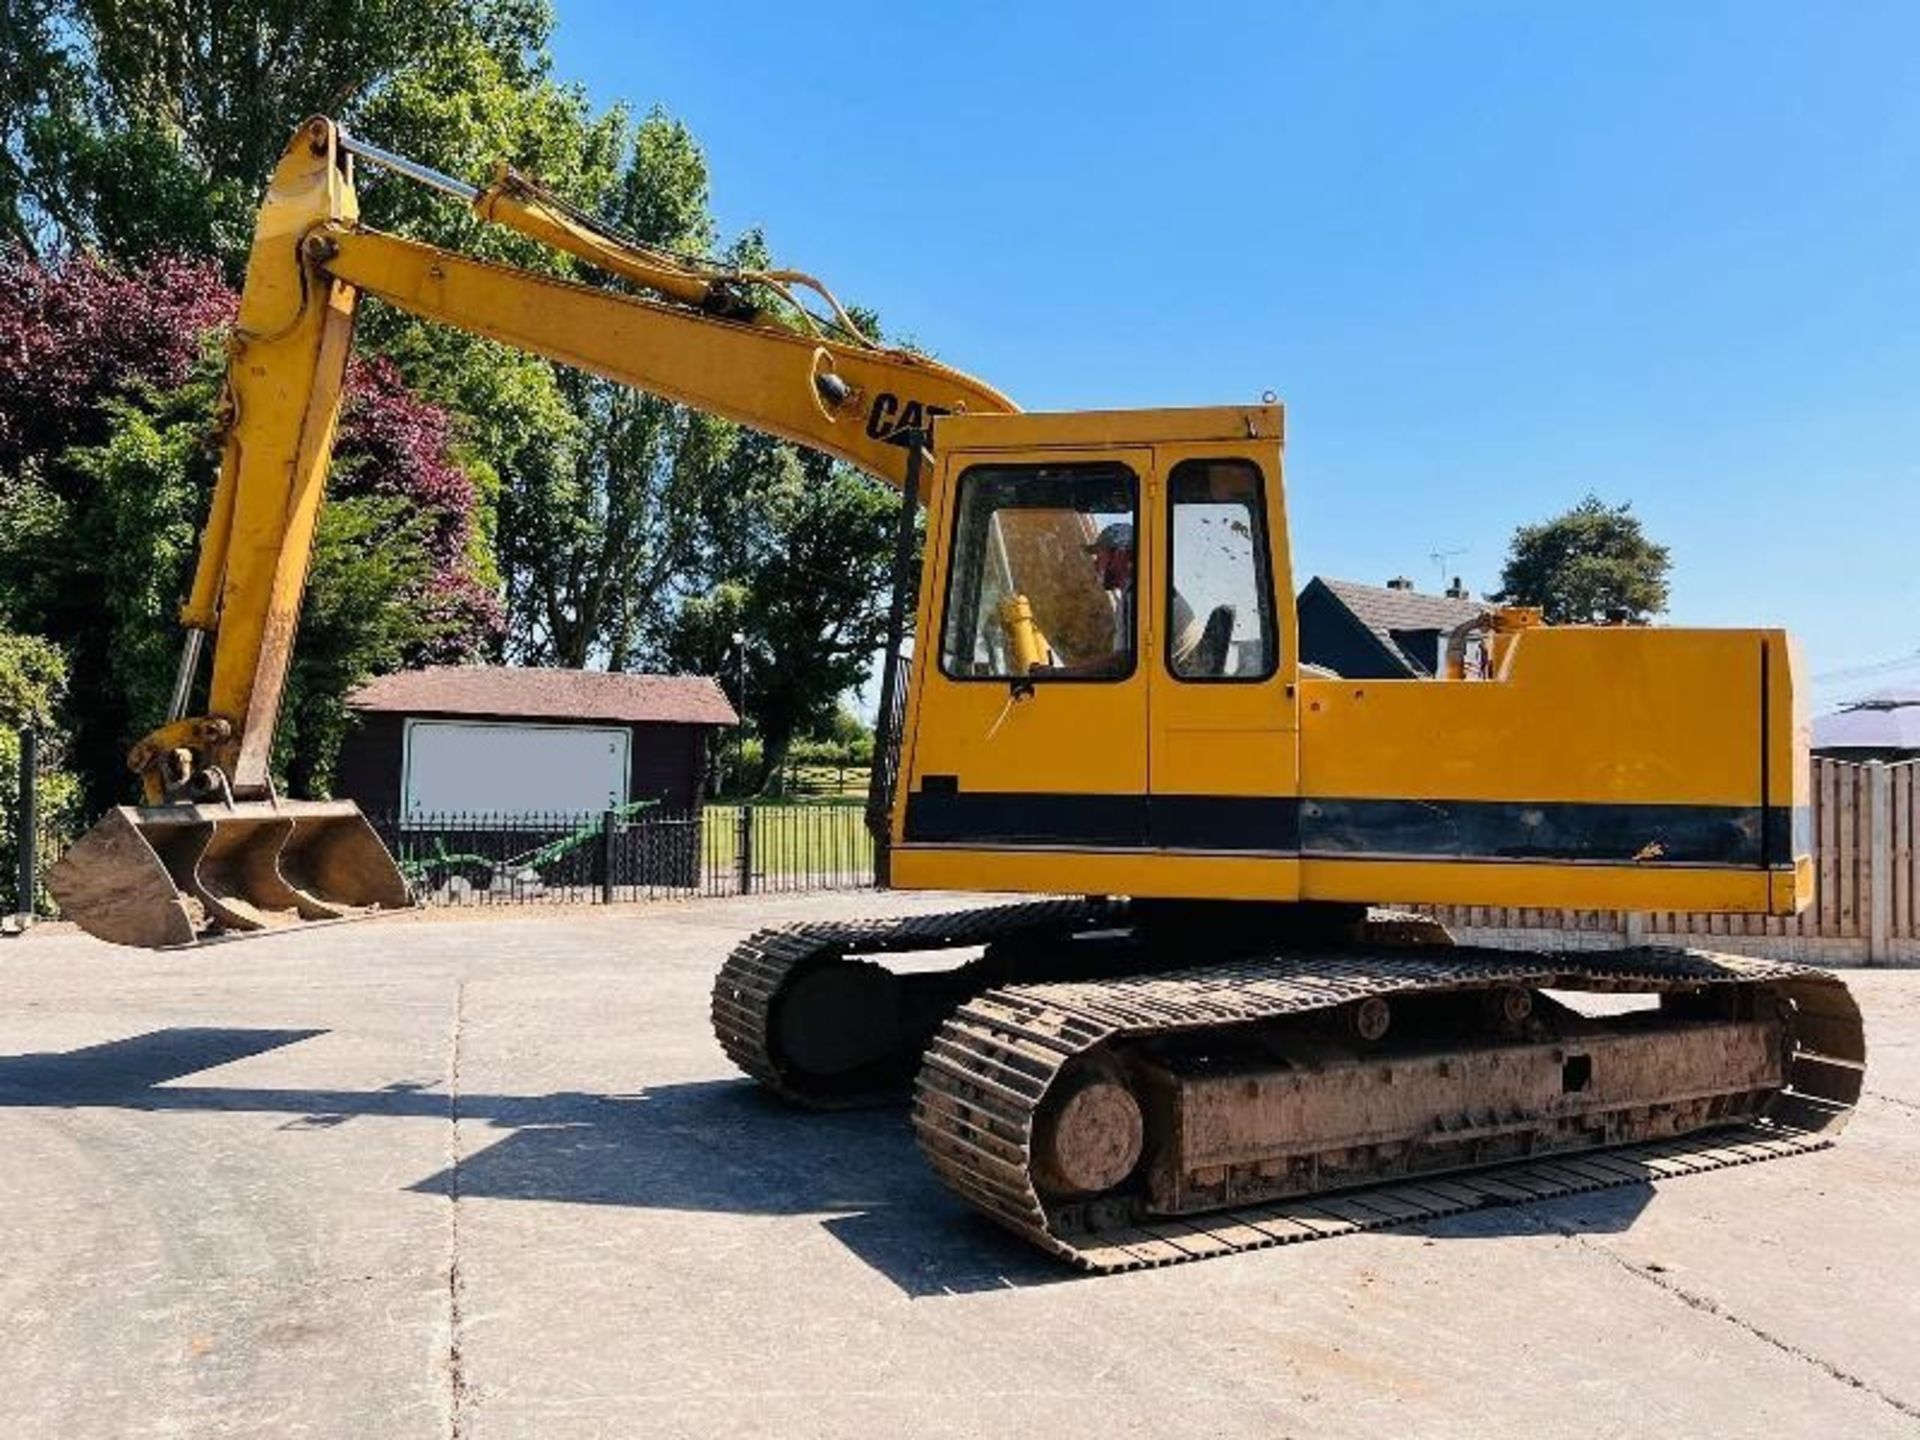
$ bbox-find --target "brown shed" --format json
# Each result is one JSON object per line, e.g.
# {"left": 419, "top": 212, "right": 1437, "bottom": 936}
{"left": 336, "top": 666, "right": 738, "bottom": 821}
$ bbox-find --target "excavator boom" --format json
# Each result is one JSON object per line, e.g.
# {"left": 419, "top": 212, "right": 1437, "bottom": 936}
{"left": 52, "top": 116, "right": 1012, "bottom": 945}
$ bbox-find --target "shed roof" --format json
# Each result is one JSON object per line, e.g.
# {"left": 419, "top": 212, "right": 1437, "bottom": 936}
{"left": 1307, "top": 577, "right": 1491, "bottom": 676}
{"left": 1812, "top": 689, "right": 1920, "bottom": 752}
{"left": 348, "top": 666, "right": 739, "bottom": 726}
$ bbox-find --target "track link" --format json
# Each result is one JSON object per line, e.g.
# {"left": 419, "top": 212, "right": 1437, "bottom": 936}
{"left": 912, "top": 947, "right": 1864, "bottom": 1272}
{"left": 709, "top": 898, "right": 1126, "bottom": 1107}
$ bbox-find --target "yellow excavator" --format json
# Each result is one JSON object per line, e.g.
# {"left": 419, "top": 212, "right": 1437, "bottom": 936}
{"left": 51, "top": 118, "right": 1863, "bottom": 1271}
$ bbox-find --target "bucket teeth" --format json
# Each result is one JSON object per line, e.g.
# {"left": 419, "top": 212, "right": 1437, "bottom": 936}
{"left": 49, "top": 800, "right": 411, "bottom": 949}
{"left": 193, "top": 816, "right": 306, "bottom": 931}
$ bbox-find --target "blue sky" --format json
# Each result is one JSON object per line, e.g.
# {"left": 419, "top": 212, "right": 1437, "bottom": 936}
{"left": 550, "top": 2, "right": 1918, "bottom": 708}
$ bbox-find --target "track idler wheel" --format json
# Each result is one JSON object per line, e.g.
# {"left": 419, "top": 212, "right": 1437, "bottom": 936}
{"left": 771, "top": 962, "right": 905, "bottom": 1079}
{"left": 1033, "top": 1068, "right": 1144, "bottom": 1198}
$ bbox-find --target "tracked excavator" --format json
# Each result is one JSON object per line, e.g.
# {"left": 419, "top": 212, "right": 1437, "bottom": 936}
{"left": 50, "top": 118, "right": 1864, "bottom": 1271}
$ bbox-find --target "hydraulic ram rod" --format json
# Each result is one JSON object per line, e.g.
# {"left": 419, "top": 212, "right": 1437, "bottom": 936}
{"left": 336, "top": 130, "right": 480, "bottom": 204}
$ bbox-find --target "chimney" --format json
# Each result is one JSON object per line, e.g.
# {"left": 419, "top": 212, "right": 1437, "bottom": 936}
{"left": 1445, "top": 576, "right": 1469, "bottom": 600}
{"left": 1386, "top": 576, "right": 1414, "bottom": 591}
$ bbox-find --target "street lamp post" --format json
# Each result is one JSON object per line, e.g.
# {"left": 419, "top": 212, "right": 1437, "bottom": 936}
{"left": 731, "top": 631, "right": 748, "bottom": 795}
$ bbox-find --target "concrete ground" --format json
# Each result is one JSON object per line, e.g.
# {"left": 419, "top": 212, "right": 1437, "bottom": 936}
{"left": 0, "top": 892, "right": 1915, "bottom": 1440}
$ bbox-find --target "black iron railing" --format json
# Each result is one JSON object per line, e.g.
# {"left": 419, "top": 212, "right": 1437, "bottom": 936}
{"left": 4, "top": 728, "right": 74, "bottom": 920}
{"left": 8, "top": 753, "right": 879, "bottom": 919}
{"left": 367, "top": 802, "right": 876, "bottom": 906}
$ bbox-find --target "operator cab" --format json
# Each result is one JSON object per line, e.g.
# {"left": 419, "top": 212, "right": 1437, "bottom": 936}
{"left": 892, "top": 405, "right": 1302, "bottom": 901}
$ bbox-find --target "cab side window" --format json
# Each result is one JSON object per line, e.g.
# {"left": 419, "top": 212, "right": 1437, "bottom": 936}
{"left": 1165, "top": 459, "right": 1277, "bottom": 681}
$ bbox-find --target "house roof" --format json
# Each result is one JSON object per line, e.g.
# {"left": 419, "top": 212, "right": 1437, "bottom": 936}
{"left": 1813, "top": 688, "right": 1920, "bottom": 752}
{"left": 347, "top": 666, "right": 740, "bottom": 726}
{"left": 1307, "top": 577, "right": 1491, "bottom": 676}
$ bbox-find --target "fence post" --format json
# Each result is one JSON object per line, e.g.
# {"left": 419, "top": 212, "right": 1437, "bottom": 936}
{"left": 736, "top": 805, "right": 755, "bottom": 896}
{"left": 600, "top": 807, "right": 618, "bottom": 905}
{"left": 1623, "top": 911, "right": 1646, "bottom": 948}
{"left": 1869, "top": 761, "right": 1891, "bottom": 965}
{"left": 15, "top": 727, "right": 36, "bottom": 922}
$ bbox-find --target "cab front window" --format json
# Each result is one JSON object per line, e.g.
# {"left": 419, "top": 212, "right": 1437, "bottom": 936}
{"left": 939, "top": 462, "right": 1139, "bottom": 681}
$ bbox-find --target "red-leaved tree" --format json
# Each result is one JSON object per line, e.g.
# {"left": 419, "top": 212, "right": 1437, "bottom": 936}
{"left": 334, "top": 354, "right": 505, "bottom": 662}
{"left": 0, "top": 245, "right": 502, "bottom": 805}
{"left": 0, "top": 248, "right": 234, "bottom": 471}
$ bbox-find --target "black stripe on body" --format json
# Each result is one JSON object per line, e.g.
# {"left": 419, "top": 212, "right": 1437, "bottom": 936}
{"left": 902, "top": 790, "right": 1806, "bottom": 867}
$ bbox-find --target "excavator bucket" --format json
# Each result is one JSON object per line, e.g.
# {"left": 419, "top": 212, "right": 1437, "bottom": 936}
{"left": 49, "top": 800, "right": 412, "bottom": 949}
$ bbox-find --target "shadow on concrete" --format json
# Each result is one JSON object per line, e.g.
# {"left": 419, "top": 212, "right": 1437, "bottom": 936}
{"left": 1388, "top": 1182, "right": 1654, "bottom": 1243}
{"left": 0, "top": 1026, "right": 326, "bottom": 1098}
{"left": 0, "top": 1027, "right": 1062, "bottom": 1296}
{"left": 0, "top": 1026, "right": 1661, "bottom": 1294}
{"left": 413, "top": 1079, "right": 1071, "bottom": 1297}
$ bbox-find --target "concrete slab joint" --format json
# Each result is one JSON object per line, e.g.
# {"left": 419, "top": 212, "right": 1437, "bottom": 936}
{"left": 443, "top": 978, "right": 470, "bottom": 1438}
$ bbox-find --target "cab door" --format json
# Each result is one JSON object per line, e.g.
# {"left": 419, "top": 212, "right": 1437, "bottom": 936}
{"left": 900, "top": 447, "right": 1153, "bottom": 849}
{"left": 1145, "top": 445, "right": 1301, "bottom": 877}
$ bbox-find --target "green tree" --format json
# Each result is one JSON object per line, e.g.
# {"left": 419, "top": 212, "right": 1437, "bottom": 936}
{"left": 824, "top": 705, "right": 875, "bottom": 756}
{"left": 0, "top": 630, "right": 65, "bottom": 732}
{"left": 498, "top": 111, "right": 745, "bottom": 669}
{"left": 3, "top": 0, "right": 525, "bottom": 268}
{"left": 347, "top": 41, "right": 762, "bottom": 673}
{"left": 0, "top": 0, "right": 635, "bottom": 665}
{"left": 350, "top": 7, "right": 632, "bottom": 657}
{"left": 0, "top": 0, "right": 69, "bottom": 251}
{"left": 665, "top": 446, "right": 900, "bottom": 793}
{"left": 1494, "top": 494, "right": 1671, "bottom": 625}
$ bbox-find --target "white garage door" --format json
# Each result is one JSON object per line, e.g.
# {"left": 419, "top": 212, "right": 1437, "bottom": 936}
{"left": 402, "top": 719, "right": 631, "bottom": 822}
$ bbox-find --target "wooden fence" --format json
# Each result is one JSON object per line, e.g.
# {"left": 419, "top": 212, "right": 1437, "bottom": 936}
{"left": 1422, "top": 757, "right": 1919, "bottom": 966}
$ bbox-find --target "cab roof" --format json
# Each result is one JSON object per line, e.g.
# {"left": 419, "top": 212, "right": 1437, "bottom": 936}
{"left": 932, "top": 403, "right": 1283, "bottom": 452}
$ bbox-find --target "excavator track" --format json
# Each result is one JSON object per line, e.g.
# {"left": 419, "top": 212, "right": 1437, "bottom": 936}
{"left": 710, "top": 898, "right": 1128, "bottom": 1108}
{"left": 913, "top": 947, "right": 1864, "bottom": 1272}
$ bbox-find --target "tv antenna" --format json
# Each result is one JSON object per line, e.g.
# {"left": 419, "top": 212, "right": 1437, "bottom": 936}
{"left": 1429, "top": 546, "right": 1469, "bottom": 592}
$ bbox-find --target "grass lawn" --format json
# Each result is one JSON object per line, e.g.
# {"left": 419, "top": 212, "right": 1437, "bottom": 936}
{"left": 698, "top": 802, "right": 875, "bottom": 882}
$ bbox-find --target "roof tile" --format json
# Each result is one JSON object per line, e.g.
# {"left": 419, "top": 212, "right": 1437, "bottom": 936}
{"left": 1313, "top": 577, "right": 1491, "bottom": 675}
{"left": 347, "top": 667, "right": 740, "bottom": 726}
